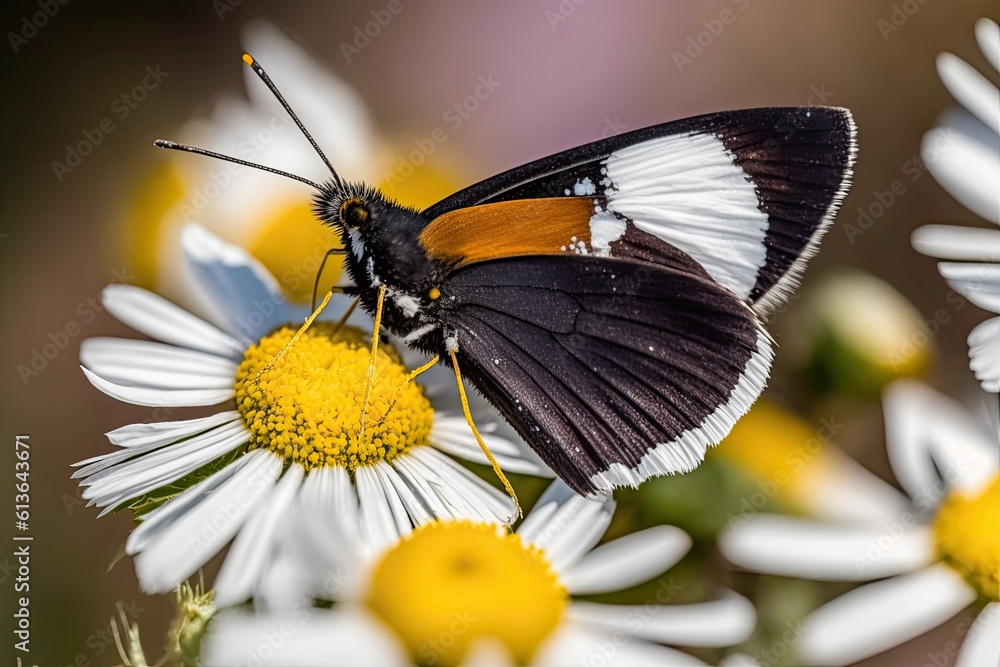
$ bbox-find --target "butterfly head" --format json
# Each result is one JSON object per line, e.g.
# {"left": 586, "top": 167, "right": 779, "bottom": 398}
{"left": 315, "top": 181, "right": 413, "bottom": 242}
{"left": 313, "top": 181, "right": 431, "bottom": 289}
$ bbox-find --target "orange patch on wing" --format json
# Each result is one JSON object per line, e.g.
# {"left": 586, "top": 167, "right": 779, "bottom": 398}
{"left": 420, "top": 197, "right": 597, "bottom": 267}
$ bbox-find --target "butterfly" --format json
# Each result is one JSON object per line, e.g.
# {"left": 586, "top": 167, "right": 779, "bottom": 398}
{"left": 158, "top": 54, "right": 857, "bottom": 498}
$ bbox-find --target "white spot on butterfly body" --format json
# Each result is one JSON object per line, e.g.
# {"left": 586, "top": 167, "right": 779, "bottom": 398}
{"left": 391, "top": 290, "right": 421, "bottom": 318}
{"left": 366, "top": 256, "right": 381, "bottom": 286}
{"left": 348, "top": 229, "right": 365, "bottom": 260}
{"left": 444, "top": 335, "right": 459, "bottom": 352}
{"left": 403, "top": 323, "right": 437, "bottom": 344}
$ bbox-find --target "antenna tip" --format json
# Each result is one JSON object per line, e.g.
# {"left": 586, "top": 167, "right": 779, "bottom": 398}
{"left": 242, "top": 53, "right": 254, "bottom": 67}
{"left": 153, "top": 139, "right": 173, "bottom": 149}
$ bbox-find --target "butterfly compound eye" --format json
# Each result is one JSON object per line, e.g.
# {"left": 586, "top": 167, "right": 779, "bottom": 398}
{"left": 339, "top": 198, "right": 369, "bottom": 228}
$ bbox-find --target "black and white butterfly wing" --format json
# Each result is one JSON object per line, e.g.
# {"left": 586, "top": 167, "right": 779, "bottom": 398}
{"left": 441, "top": 233, "right": 772, "bottom": 496}
{"left": 425, "top": 106, "right": 857, "bottom": 318}
{"left": 418, "top": 106, "right": 856, "bottom": 494}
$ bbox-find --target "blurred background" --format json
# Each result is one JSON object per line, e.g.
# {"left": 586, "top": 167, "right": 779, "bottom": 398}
{"left": 1, "top": 1, "right": 997, "bottom": 665}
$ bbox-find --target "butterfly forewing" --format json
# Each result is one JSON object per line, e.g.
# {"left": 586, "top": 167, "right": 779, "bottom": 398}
{"left": 425, "top": 106, "right": 857, "bottom": 317}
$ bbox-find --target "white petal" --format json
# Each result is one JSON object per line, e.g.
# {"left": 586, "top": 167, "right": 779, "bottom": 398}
{"left": 956, "top": 602, "right": 1000, "bottom": 667}
{"left": 939, "top": 262, "right": 1000, "bottom": 314}
{"left": 391, "top": 452, "right": 460, "bottom": 519}
{"left": 430, "top": 415, "right": 553, "bottom": 476}
{"left": 126, "top": 456, "right": 244, "bottom": 553}
{"left": 81, "top": 338, "right": 238, "bottom": 389}
{"left": 406, "top": 446, "right": 514, "bottom": 523}
{"left": 101, "top": 284, "right": 244, "bottom": 358}
{"left": 923, "top": 120, "right": 1000, "bottom": 224}
{"left": 563, "top": 526, "right": 691, "bottom": 595}
{"left": 105, "top": 410, "right": 242, "bottom": 448}
{"left": 201, "top": 606, "right": 408, "bottom": 667}
{"left": 416, "top": 446, "right": 515, "bottom": 522}
{"left": 884, "top": 380, "right": 999, "bottom": 500}
{"left": 214, "top": 464, "right": 304, "bottom": 607}
{"left": 569, "top": 592, "right": 757, "bottom": 648}
{"left": 969, "top": 317, "right": 1000, "bottom": 392}
{"left": 389, "top": 448, "right": 510, "bottom": 525}
{"left": 290, "top": 467, "right": 365, "bottom": 601}
{"left": 356, "top": 465, "right": 404, "bottom": 555}
{"left": 376, "top": 460, "right": 431, "bottom": 526}
{"left": 327, "top": 466, "right": 362, "bottom": 548}
{"left": 131, "top": 450, "right": 282, "bottom": 593}
{"left": 373, "top": 462, "right": 414, "bottom": 536}
{"left": 460, "top": 636, "right": 515, "bottom": 667}
{"left": 297, "top": 466, "right": 361, "bottom": 552}
{"left": 81, "top": 421, "right": 249, "bottom": 508}
{"left": 977, "top": 18, "right": 1000, "bottom": 73}
{"left": 252, "top": 545, "right": 314, "bottom": 614}
{"left": 798, "top": 564, "right": 976, "bottom": 666}
{"left": 82, "top": 366, "right": 233, "bottom": 407}
{"left": 796, "top": 444, "right": 912, "bottom": 524}
{"left": 912, "top": 225, "right": 1000, "bottom": 261}
{"left": 719, "top": 654, "right": 763, "bottom": 667}
{"left": 719, "top": 515, "right": 934, "bottom": 581}
{"left": 73, "top": 411, "right": 242, "bottom": 477}
{"left": 181, "top": 225, "right": 293, "bottom": 343}
{"left": 532, "top": 622, "right": 708, "bottom": 667}
{"left": 517, "top": 481, "right": 614, "bottom": 574}
{"left": 177, "top": 95, "right": 306, "bottom": 245}
{"left": 938, "top": 52, "right": 1000, "bottom": 135}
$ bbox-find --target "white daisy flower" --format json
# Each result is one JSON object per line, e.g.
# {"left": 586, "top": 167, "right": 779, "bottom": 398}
{"left": 74, "top": 225, "right": 548, "bottom": 605}
{"left": 202, "top": 480, "right": 758, "bottom": 667}
{"left": 714, "top": 399, "right": 913, "bottom": 527}
{"left": 133, "top": 21, "right": 457, "bottom": 312}
{"left": 719, "top": 380, "right": 1000, "bottom": 666}
{"left": 911, "top": 18, "right": 1000, "bottom": 392}
{"left": 134, "top": 20, "right": 381, "bottom": 315}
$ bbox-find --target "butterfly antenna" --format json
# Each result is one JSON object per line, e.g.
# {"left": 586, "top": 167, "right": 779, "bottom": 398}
{"left": 152, "top": 140, "right": 321, "bottom": 189}
{"left": 242, "top": 53, "right": 343, "bottom": 188}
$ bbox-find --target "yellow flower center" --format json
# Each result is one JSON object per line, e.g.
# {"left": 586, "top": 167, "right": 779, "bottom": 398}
{"left": 234, "top": 323, "right": 433, "bottom": 472}
{"left": 124, "top": 163, "right": 186, "bottom": 290}
{"left": 933, "top": 475, "right": 1000, "bottom": 601}
{"left": 367, "top": 521, "right": 567, "bottom": 666}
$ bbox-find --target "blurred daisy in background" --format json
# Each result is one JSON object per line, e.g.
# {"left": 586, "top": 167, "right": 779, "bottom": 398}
{"left": 719, "top": 380, "right": 1000, "bottom": 666}
{"left": 126, "top": 21, "right": 460, "bottom": 313}
{"left": 634, "top": 269, "right": 927, "bottom": 544}
{"left": 788, "top": 268, "right": 932, "bottom": 397}
{"left": 712, "top": 399, "right": 911, "bottom": 525}
{"left": 203, "top": 480, "right": 758, "bottom": 667}
{"left": 911, "top": 18, "right": 1000, "bottom": 392}
{"left": 74, "top": 225, "right": 547, "bottom": 605}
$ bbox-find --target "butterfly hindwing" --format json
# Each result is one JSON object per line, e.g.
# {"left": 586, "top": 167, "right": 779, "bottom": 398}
{"left": 424, "top": 106, "right": 857, "bottom": 317}
{"left": 441, "top": 228, "right": 773, "bottom": 496}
